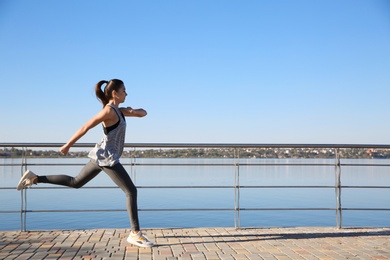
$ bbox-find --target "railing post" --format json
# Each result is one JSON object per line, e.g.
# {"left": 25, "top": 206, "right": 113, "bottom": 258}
{"left": 335, "top": 149, "right": 342, "bottom": 229}
{"left": 234, "top": 148, "right": 241, "bottom": 229}
{"left": 20, "top": 147, "right": 27, "bottom": 232}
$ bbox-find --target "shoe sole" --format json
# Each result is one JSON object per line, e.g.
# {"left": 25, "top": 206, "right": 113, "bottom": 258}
{"left": 16, "top": 170, "right": 33, "bottom": 191}
{"left": 127, "top": 238, "right": 154, "bottom": 248}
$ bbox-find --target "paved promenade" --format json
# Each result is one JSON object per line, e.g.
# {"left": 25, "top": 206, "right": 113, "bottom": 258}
{"left": 1, "top": 227, "right": 389, "bottom": 259}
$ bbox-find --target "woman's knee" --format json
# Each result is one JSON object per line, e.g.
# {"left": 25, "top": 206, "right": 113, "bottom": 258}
{"left": 124, "top": 185, "right": 137, "bottom": 197}
{"left": 71, "top": 178, "right": 87, "bottom": 189}
{"left": 71, "top": 181, "right": 83, "bottom": 189}
{"left": 73, "top": 183, "right": 83, "bottom": 189}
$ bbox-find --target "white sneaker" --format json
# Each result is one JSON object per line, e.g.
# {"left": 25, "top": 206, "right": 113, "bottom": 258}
{"left": 127, "top": 231, "right": 154, "bottom": 248}
{"left": 16, "top": 170, "right": 38, "bottom": 190}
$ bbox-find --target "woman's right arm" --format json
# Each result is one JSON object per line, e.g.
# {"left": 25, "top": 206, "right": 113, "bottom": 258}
{"left": 60, "top": 108, "right": 110, "bottom": 155}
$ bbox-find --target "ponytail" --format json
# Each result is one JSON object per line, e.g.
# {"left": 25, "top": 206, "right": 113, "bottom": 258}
{"left": 95, "top": 80, "right": 109, "bottom": 107}
{"left": 95, "top": 79, "right": 124, "bottom": 107}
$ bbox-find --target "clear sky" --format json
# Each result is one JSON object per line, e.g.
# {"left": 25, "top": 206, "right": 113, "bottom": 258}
{"left": 1, "top": 0, "right": 389, "bottom": 145}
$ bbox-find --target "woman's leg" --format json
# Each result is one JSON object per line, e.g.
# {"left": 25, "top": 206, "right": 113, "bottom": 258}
{"left": 37, "top": 160, "right": 102, "bottom": 188}
{"left": 102, "top": 163, "right": 140, "bottom": 231}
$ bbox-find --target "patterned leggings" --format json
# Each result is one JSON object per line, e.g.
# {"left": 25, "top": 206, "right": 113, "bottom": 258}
{"left": 37, "top": 160, "right": 140, "bottom": 231}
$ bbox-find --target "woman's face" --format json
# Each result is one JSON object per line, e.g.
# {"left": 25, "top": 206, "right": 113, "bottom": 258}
{"left": 114, "top": 85, "right": 128, "bottom": 103}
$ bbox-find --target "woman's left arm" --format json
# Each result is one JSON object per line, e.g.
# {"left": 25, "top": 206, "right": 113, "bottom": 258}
{"left": 120, "top": 107, "right": 147, "bottom": 117}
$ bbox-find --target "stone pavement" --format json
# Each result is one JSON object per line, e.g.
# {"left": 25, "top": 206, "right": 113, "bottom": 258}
{"left": 1, "top": 227, "right": 389, "bottom": 259}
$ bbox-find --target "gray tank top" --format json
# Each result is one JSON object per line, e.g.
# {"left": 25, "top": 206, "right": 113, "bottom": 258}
{"left": 88, "top": 104, "right": 126, "bottom": 166}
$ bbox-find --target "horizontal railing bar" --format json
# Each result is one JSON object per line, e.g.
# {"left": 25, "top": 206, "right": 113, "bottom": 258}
{"left": 341, "top": 164, "right": 390, "bottom": 167}
{"left": 2, "top": 185, "right": 389, "bottom": 190}
{"left": 3, "top": 163, "right": 390, "bottom": 170}
{"left": 342, "top": 208, "right": 390, "bottom": 211}
{"left": 2, "top": 186, "right": 236, "bottom": 190}
{"left": 4, "top": 163, "right": 390, "bottom": 168}
{"left": 341, "top": 186, "right": 390, "bottom": 188}
{"left": 240, "top": 208, "right": 390, "bottom": 211}
{"left": 235, "top": 186, "right": 336, "bottom": 188}
{"left": 0, "top": 163, "right": 337, "bottom": 166}
{"left": 19, "top": 209, "right": 235, "bottom": 213}
{"left": 4, "top": 207, "right": 390, "bottom": 214}
{"left": 23, "top": 209, "right": 126, "bottom": 213}
{"left": 131, "top": 163, "right": 390, "bottom": 167}
{"left": 240, "top": 186, "right": 390, "bottom": 189}
{"left": 241, "top": 208, "right": 337, "bottom": 210}
{"left": 1, "top": 142, "right": 390, "bottom": 149}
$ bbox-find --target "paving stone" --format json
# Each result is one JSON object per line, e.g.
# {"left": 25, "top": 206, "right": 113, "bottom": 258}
{"left": 0, "top": 227, "right": 390, "bottom": 259}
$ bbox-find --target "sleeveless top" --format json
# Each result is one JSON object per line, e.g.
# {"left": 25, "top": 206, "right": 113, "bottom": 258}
{"left": 88, "top": 104, "right": 126, "bottom": 166}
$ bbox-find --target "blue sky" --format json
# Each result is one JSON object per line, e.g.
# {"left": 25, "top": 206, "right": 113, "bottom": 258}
{"left": 1, "top": 0, "right": 389, "bottom": 145}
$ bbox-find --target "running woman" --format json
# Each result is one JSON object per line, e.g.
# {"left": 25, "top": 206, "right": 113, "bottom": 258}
{"left": 16, "top": 79, "right": 154, "bottom": 248}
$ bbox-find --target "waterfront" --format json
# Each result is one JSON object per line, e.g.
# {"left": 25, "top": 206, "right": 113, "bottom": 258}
{"left": 1, "top": 157, "right": 389, "bottom": 231}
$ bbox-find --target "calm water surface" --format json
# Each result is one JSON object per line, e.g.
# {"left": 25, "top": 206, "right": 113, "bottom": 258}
{"left": 1, "top": 158, "right": 389, "bottom": 230}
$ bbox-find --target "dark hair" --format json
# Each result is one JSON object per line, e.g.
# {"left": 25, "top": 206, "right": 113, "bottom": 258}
{"left": 95, "top": 79, "right": 124, "bottom": 107}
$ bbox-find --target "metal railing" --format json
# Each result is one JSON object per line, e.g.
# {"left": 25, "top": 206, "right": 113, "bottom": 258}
{"left": 1, "top": 143, "right": 389, "bottom": 231}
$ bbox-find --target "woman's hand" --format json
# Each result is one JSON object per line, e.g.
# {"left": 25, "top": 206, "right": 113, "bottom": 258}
{"left": 60, "top": 144, "right": 71, "bottom": 155}
{"left": 121, "top": 107, "right": 147, "bottom": 117}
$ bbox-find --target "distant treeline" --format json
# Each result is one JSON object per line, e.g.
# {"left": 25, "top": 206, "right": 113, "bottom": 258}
{"left": 1, "top": 147, "right": 389, "bottom": 159}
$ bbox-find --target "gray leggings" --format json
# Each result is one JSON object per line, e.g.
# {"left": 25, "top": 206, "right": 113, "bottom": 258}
{"left": 37, "top": 160, "right": 140, "bottom": 231}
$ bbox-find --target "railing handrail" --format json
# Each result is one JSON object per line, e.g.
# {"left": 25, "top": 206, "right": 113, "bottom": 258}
{"left": 1, "top": 142, "right": 390, "bottom": 149}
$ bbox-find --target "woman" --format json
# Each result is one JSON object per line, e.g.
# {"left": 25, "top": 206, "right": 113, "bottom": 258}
{"left": 16, "top": 79, "right": 154, "bottom": 248}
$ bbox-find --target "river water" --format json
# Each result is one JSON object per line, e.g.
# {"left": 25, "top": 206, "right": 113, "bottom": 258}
{"left": 1, "top": 157, "right": 389, "bottom": 230}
